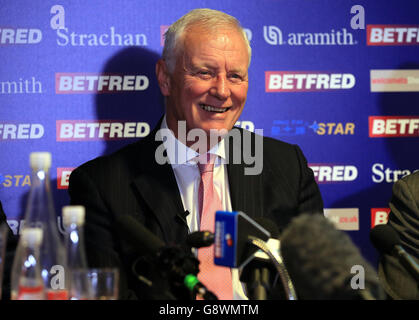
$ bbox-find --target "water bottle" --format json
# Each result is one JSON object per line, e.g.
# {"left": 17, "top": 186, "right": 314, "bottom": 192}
{"left": 16, "top": 228, "right": 45, "bottom": 300}
{"left": 11, "top": 152, "right": 68, "bottom": 300}
{"left": 63, "top": 205, "right": 90, "bottom": 299}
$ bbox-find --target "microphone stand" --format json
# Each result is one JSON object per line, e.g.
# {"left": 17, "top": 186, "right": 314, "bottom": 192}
{"left": 247, "top": 236, "right": 297, "bottom": 300}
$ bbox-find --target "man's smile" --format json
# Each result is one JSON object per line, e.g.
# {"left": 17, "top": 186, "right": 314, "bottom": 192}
{"left": 199, "top": 103, "right": 232, "bottom": 113}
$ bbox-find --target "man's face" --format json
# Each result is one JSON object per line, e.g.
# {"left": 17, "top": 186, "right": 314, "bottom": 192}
{"left": 158, "top": 25, "right": 249, "bottom": 144}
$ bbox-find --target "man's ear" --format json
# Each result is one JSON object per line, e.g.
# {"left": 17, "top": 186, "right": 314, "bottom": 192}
{"left": 156, "top": 59, "right": 171, "bottom": 96}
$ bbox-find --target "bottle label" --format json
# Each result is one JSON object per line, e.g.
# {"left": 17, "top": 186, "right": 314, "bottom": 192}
{"left": 17, "top": 285, "right": 44, "bottom": 300}
{"left": 46, "top": 289, "right": 69, "bottom": 300}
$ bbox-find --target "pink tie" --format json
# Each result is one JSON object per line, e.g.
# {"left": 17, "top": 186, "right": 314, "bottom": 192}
{"left": 197, "top": 153, "right": 233, "bottom": 300}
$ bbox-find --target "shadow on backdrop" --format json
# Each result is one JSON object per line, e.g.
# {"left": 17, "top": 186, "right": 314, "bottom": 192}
{"left": 19, "top": 46, "right": 164, "bottom": 239}
{"left": 332, "top": 62, "right": 419, "bottom": 267}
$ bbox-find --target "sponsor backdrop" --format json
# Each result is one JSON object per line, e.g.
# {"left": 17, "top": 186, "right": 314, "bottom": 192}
{"left": 1, "top": 0, "right": 418, "bottom": 270}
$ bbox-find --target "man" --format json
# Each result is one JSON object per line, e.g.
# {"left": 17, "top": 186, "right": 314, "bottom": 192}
{"left": 378, "top": 171, "right": 419, "bottom": 300}
{"left": 68, "top": 8, "right": 324, "bottom": 300}
{"left": 0, "top": 201, "right": 18, "bottom": 300}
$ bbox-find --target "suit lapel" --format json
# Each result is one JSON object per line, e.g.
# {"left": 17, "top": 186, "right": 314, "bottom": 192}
{"left": 131, "top": 125, "right": 187, "bottom": 244}
{"left": 226, "top": 128, "right": 263, "bottom": 220}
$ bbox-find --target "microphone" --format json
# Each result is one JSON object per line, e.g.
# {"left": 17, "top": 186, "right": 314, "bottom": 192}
{"left": 186, "top": 231, "right": 214, "bottom": 248}
{"left": 116, "top": 215, "right": 217, "bottom": 300}
{"left": 370, "top": 224, "right": 419, "bottom": 283}
{"left": 214, "top": 211, "right": 297, "bottom": 300}
{"left": 281, "top": 214, "right": 385, "bottom": 300}
{"left": 240, "top": 218, "right": 281, "bottom": 300}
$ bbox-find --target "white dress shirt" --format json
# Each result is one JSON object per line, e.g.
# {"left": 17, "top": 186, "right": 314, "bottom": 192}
{"left": 160, "top": 116, "right": 248, "bottom": 300}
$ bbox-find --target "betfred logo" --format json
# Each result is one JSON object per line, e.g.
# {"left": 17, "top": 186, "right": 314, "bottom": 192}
{"left": 324, "top": 208, "right": 359, "bottom": 231}
{"left": 57, "top": 168, "right": 74, "bottom": 189}
{"left": 266, "top": 72, "right": 355, "bottom": 92}
{"left": 309, "top": 164, "right": 358, "bottom": 183}
{"left": 371, "top": 208, "right": 390, "bottom": 228}
{"left": 0, "top": 28, "right": 42, "bottom": 45}
{"left": 369, "top": 116, "right": 419, "bottom": 137}
{"left": 367, "top": 25, "right": 419, "bottom": 45}
{"left": 0, "top": 123, "right": 44, "bottom": 140}
{"left": 55, "top": 73, "right": 149, "bottom": 94}
{"left": 56, "top": 120, "right": 150, "bottom": 141}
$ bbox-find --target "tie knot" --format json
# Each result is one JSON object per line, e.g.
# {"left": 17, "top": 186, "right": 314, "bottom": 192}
{"left": 197, "top": 153, "right": 216, "bottom": 174}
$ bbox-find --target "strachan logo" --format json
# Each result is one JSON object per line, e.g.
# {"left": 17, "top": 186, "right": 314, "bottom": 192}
{"left": 263, "top": 26, "right": 356, "bottom": 46}
{"left": 266, "top": 72, "right": 355, "bottom": 92}
{"left": 367, "top": 25, "right": 419, "bottom": 46}
{"left": 371, "top": 163, "right": 417, "bottom": 184}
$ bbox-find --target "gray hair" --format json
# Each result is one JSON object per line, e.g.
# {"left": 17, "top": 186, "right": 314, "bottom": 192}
{"left": 162, "top": 8, "right": 251, "bottom": 73}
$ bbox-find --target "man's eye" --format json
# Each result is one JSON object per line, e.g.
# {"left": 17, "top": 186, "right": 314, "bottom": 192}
{"left": 229, "top": 74, "right": 243, "bottom": 81}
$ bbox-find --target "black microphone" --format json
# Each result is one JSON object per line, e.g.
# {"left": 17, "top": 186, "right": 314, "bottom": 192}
{"left": 370, "top": 224, "right": 419, "bottom": 283}
{"left": 281, "top": 214, "right": 385, "bottom": 300}
{"left": 240, "top": 218, "right": 280, "bottom": 300}
{"left": 186, "top": 231, "right": 214, "bottom": 248}
{"left": 116, "top": 215, "right": 217, "bottom": 300}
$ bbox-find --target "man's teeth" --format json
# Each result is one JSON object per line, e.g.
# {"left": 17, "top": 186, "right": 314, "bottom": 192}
{"left": 200, "top": 104, "right": 230, "bottom": 113}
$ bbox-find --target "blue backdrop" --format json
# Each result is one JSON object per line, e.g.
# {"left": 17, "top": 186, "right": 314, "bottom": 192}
{"left": 1, "top": 0, "right": 418, "bottom": 269}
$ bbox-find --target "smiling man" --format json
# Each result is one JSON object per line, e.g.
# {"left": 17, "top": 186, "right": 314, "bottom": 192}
{"left": 68, "top": 8, "right": 324, "bottom": 300}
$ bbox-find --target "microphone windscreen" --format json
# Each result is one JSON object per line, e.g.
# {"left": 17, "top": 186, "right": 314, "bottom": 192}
{"left": 186, "top": 231, "right": 214, "bottom": 248}
{"left": 370, "top": 224, "right": 401, "bottom": 255}
{"left": 281, "top": 214, "right": 383, "bottom": 300}
{"left": 254, "top": 218, "right": 280, "bottom": 239}
{"left": 115, "top": 215, "right": 164, "bottom": 256}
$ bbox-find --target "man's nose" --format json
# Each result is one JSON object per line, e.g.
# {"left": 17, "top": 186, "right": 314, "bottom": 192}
{"left": 210, "top": 75, "right": 231, "bottom": 100}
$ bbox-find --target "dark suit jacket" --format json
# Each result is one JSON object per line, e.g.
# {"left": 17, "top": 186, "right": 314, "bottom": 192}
{"left": 68, "top": 125, "right": 324, "bottom": 299}
{"left": 0, "top": 201, "right": 18, "bottom": 300}
{"left": 378, "top": 171, "right": 419, "bottom": 300}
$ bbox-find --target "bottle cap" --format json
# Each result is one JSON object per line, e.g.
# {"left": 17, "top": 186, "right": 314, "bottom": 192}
{"left": 62, "top": 205, "right": 85, "bottom": 227}
{"left": 30, "top": 152, "right": 52, "bottom": 170}
{"left": 21, "top": 228, "right": 43, "bottom": 246}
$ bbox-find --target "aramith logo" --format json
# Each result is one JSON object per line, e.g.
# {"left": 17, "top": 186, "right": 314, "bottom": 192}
{"left": 263, "top": 26, "right": 356, "bottom": 46}
{"left": 367, "top": 25, "right": 419, "bottom": 45}
{"left": 0, "top": 77, "right": 43, "bottom": 94}
{"left": 55, "top": 73, "right": 149, "bottom": 94}
{"left": 266, "top": 72, "right": 355, "bottom": 92}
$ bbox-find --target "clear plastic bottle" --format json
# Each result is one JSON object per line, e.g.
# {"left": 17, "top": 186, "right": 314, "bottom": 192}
{"left": 16, "top": 228, "right": 45, "bottom": 300}
{"left": 63, "top": 205, "right": 90, "bottom": 300}
{"left": 11, "top": 152, "right": 68, "bottom": 300}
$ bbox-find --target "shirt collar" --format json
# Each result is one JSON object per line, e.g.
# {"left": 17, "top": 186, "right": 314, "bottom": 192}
{"left": 160, "top": 115, "right": 226, "bottom": 167}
